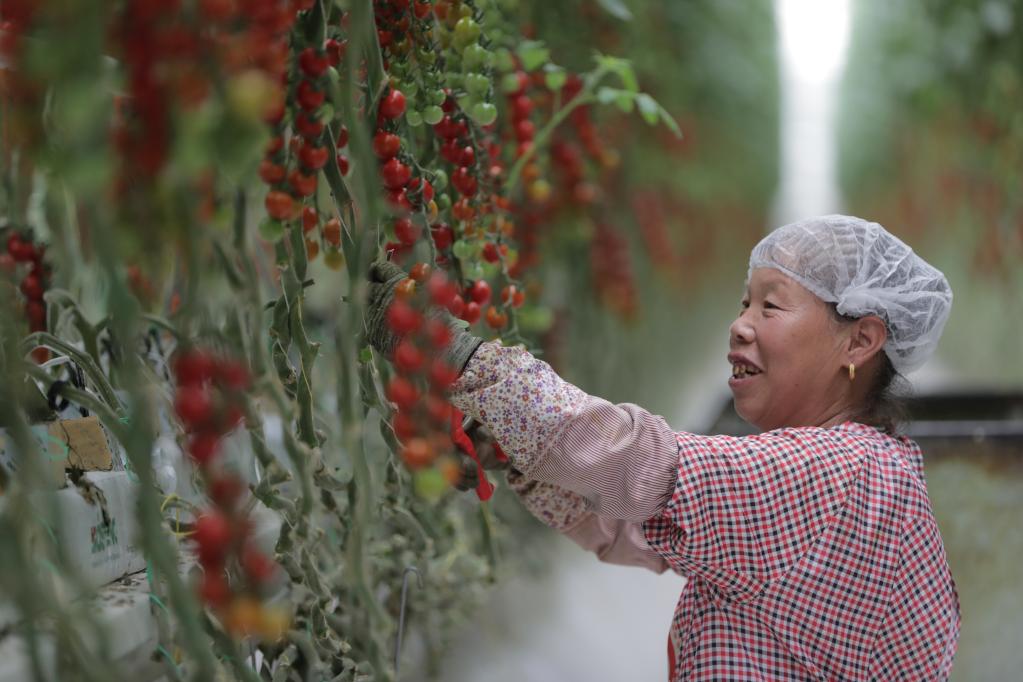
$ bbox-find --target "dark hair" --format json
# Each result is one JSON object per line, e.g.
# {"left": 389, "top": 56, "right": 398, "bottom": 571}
{"left": 828, "top": 305, "right": 908, "bottom": 434}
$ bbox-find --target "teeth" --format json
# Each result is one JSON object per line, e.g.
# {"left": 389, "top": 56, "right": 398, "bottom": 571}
{"left": 731, "top": 363, "right": 760, "bottom": 378}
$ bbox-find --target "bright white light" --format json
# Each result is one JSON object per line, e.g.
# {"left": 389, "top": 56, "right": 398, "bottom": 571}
{"left": 777, "top": 0, "right": 851, "bottom": 83}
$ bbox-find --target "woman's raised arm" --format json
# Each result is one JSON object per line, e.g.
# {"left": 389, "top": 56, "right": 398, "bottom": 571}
{"left": 449, "top": 341, "right": 680, "bottom": 522}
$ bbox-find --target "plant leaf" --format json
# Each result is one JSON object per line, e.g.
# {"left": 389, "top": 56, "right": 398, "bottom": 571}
{"left": 517, "top": 40, "right": 550, "bottom": 72}
{"left": 636, "top": 93, "right": 660, "bottom": 125}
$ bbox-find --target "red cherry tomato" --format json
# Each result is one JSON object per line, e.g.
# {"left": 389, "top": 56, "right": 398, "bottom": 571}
{"left": 264, "top": 190, "right": 294, "bottom": 220}
{"left": 386, "top": 376, "right": 419, "bottom": 410}
{"left": 379, "top": 89, "right": 406, "bottom": 120}
{"left": 381, "top": 158, "right": 411, "bottom": 189}
{"left": 298, "top": 47, "right": 329, "bottom": 77}
{"left": 394, "top": 339, "right": 424, "bottom": 373}
{"left": 468, "top": 280, "right": 491, "bottom": 305}
{"left": 373, "top": 131, "right": 401, "bottom": 159}
{"left": 193, "top": 513, "right": 232, "bottom": 566}
{"left": 386, "top": 299, "right": 422, "bottom": 334}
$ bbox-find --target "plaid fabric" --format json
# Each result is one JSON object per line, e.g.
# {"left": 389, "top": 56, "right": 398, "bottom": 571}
{"left": 644, "top": 424, "right": 960, "bottom": 681}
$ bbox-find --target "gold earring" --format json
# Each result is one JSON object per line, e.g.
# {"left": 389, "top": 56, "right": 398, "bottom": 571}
{"left": 848, "top": 363, "right": 856, "bottom": 381}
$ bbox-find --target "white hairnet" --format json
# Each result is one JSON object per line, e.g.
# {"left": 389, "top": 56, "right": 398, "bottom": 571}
{"left": 748, "top": 215, "right": 952, "bottom": 374}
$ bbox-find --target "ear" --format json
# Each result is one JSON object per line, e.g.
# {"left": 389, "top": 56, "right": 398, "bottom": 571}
{"left": 846, "top": 315, "right": 887, "bottom": 367}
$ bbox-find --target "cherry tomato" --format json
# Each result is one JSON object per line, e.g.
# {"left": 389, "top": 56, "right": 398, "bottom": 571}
{"left": 288, "top": 169, "right": 317, "bottom": 196}
{"left": 468, "top": 280, "right": 491, "bottom": 305}
{"left": 393, "top": 217, "right": 419, "bottom": 245}
{"left": 296, "top": 80, "right": 325, "bottom": 110}
{"left": 323, "top": 217, "right": 342, "bottom": 247}
{"left": 392, "top": 410, "right": 418, "bottom": 441}
{"left": 386, "top": 376, "right": 419, "bottom": 410}
{"left": 482, "top": 242, "right": 500, "bottom": 263}
{"left": 446, "top": 294, "right": 465, "bottom": 317}
{"left": 241, "top": 545, "right": 275, "bottom": 584}
{"left": 430, "top": 223, "right": 454, "bottom": 250}
{"left": 381, "top": 158, "right": 411, "bottom": 189}
{"left": 294, "top": 112, "right": 324, "bottom": 139}
{"left": 325, "top": 38, "right": 346, "bottom": 67}
{"left": 302, "top": 206, "right": 318, "bottom": 233}
{"left": 174, "top": 349, "right": 216, "bottom": 386}
{"left": 175, "top": 386, "right": 214, "bottom": 428}
{"left": 258, "top": 159, "right": 286, "bottom": 185}
{"left": 20, "top": 274, "right": 44, "bottom": 300}
{"left": 298, "top": 47, "right": 328, "bottom": 77}
{"left": 394, "top": 277, "right": 417, "bottom": 300}
{"left": 400, "top": 437, "right": 434, "bottom": 469}
{"left": 485, "top": 305, "right": 507, "bottom": 329}
{"left": 264, "top": 190, "right": 294, "bottom": 220}
{"left": 188, "top": 432, "right": 220, "bottom": 464}
{"left": 372, "top": 131, "right": 401, "bottom": 159}
{"left": 199, "top": 570, "right": 231, "bottom": 608}
{"left": 425, "top": 317, "right": 453, "bottom": 348}
{"left": 409, "top": 262, "right": 431, "bottom": 282}
{"left": 428, "top": 360, "right": 458, "bottom": 390}
{"left": 336, "top": 154, "right": 350, "bottom": 175}
{"left": 379, "top": 89, "right": 406, "bottom": 120}
{"left": 193, "top": 512, "right": 232, "bottom": 566}
{"left": 394, "top": 339, "right": 424, "bottom": 373}
{"left": 299, "top": 144, "right": 328, "bottom": 170}
{"left": 463, "top": 301, "right": 481, "bottom": 324}
{"left": 386, "top": 299, "right": 422, "bottom": 334}
{"left": 451, "top": 166, "right": 477, "bottom": 196}
{"left": 335, "top": 125, "right": 349, "bottom": 148}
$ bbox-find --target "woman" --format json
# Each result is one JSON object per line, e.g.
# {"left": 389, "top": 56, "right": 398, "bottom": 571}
{"left": 368, "top": 214, "right": 960, "bottom": 681}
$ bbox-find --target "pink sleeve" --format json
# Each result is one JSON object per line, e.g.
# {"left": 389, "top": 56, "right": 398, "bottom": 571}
{"left": 449, "top": 342, "right": 680, "bottom": 522}
{"left": 507, "top": 469, "right": 671, "bottom": 574}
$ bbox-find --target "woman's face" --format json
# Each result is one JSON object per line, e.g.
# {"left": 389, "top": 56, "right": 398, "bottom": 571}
{"left": 728, "top": 268, "right": 852, "bottom": 431}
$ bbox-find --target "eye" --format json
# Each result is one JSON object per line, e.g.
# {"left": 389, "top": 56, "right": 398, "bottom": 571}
{"left": 763, "top": 300, "right": 778, "bottom": 310}
{"left": 740, "top": 299, "right": 750, "bottom": 309}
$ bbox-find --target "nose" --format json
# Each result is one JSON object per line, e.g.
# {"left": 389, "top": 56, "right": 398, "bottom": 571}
{"left": 729, "top": 310, "right": 754, "bottom": 347}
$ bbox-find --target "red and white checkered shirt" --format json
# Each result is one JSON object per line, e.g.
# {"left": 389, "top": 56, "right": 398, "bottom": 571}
{"left": 450, "top": 343, "right": 960, "bottom": 681}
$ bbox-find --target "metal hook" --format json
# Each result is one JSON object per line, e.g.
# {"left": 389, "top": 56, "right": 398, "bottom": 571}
{"left": 393, "top": 565, "right": 423, "bottom": 678}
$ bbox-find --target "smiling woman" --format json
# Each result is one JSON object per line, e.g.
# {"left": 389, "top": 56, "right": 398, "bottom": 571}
{"left": 367, "top": 214, "right": 960, "bottom": 681}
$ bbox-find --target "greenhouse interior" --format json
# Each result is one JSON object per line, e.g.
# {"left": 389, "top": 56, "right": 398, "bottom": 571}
{"left": 0, "top": 0, "right": 1020, "bottom": 680}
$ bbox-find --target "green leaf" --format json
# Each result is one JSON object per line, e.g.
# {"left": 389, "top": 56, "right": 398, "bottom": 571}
{"left": 517, "top": 40, "right": 550, "bottom": 72}
{"left": 593, "top": 54, "right": 638, "bottom": 92}
{"left": 596, "top": 0, "right": 633, "bottom": 21}
{"left": 636, "top": 93, "right": 659, "bottom": 125}
{"left": 596, "top": 86, "right": 635, "bottom": 112}
{"left": 543, "top": 64, "right": 567, "bottom": 91}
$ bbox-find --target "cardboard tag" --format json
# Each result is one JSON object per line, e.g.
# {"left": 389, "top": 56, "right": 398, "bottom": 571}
{"left": 0, "top": 416, "right": 113, "bottom": 489}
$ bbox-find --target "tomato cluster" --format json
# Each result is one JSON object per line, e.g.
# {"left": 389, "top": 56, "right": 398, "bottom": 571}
{"left": 172, "top": 347, "right": 287, "bottom": 637}
{"left": 383, "top": 264, "right": 477, "bottom": 482}
{"left": 2, "top": 231, "right": 50, "bottom": 363}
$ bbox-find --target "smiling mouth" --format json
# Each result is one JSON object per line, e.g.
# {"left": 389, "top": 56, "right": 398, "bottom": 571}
{"left": 730, "top": 363, "right": 762, "bottom": 380}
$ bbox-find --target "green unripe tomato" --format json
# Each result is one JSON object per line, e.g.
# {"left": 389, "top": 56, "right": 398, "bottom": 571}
{"left": 405, "top": 109, "right": 424, "bottom": 127}
{"left": 470, "top": 101, "right": 498, "bottom": 126}
{"left": 452, "top": 239, "right": 475, "bottom": 260}
{"left": 431, "top": 168, "right": 448, "bottom": 191}
{"left": 444, "top": 72, "right": 464, "bottom": 89}
{"left": 402, "top": 79, "right": 419, "bottom": 97}
{"left": 461, "top": 43, "right": 491, "bottom": 70}
{"left": 453, "top": 17, "right": 481, "bottom": 48}
{"left": 422, "top": 105, "right": 444, "bottom": 125}
{"left": 436, "top": 193, "right": 452, "bottom": 210}
{"left": 500, "top": 72, "right": 523, "bottom": 94}
{"left": 427, "top": 88, "right": 447, "bottom": 106}
{"left": 258, "top": 219, "right": 286, "bottom": 242}
{"left": 413, "top": 468, "right": 448, "bottom": 500}
{"left": 416, "top": 48, "right": 437, "bottom": 65}
{"left": 494, "top": 47, "right": 515, "bottom": 72}
{"left": 464, "top": 73, "right": 491, "bottom": 97}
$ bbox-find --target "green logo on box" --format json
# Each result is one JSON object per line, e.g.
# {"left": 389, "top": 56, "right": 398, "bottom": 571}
{"left": 91, "top": 519, "right": 118, "bottom": 553}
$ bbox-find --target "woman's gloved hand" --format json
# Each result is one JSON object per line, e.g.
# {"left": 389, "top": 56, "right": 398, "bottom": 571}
{"left": 453, "top": 420, "right": 510, "bottom": 492}
{"left": 365, "top": 260, "right": 483, "bottom": 373}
